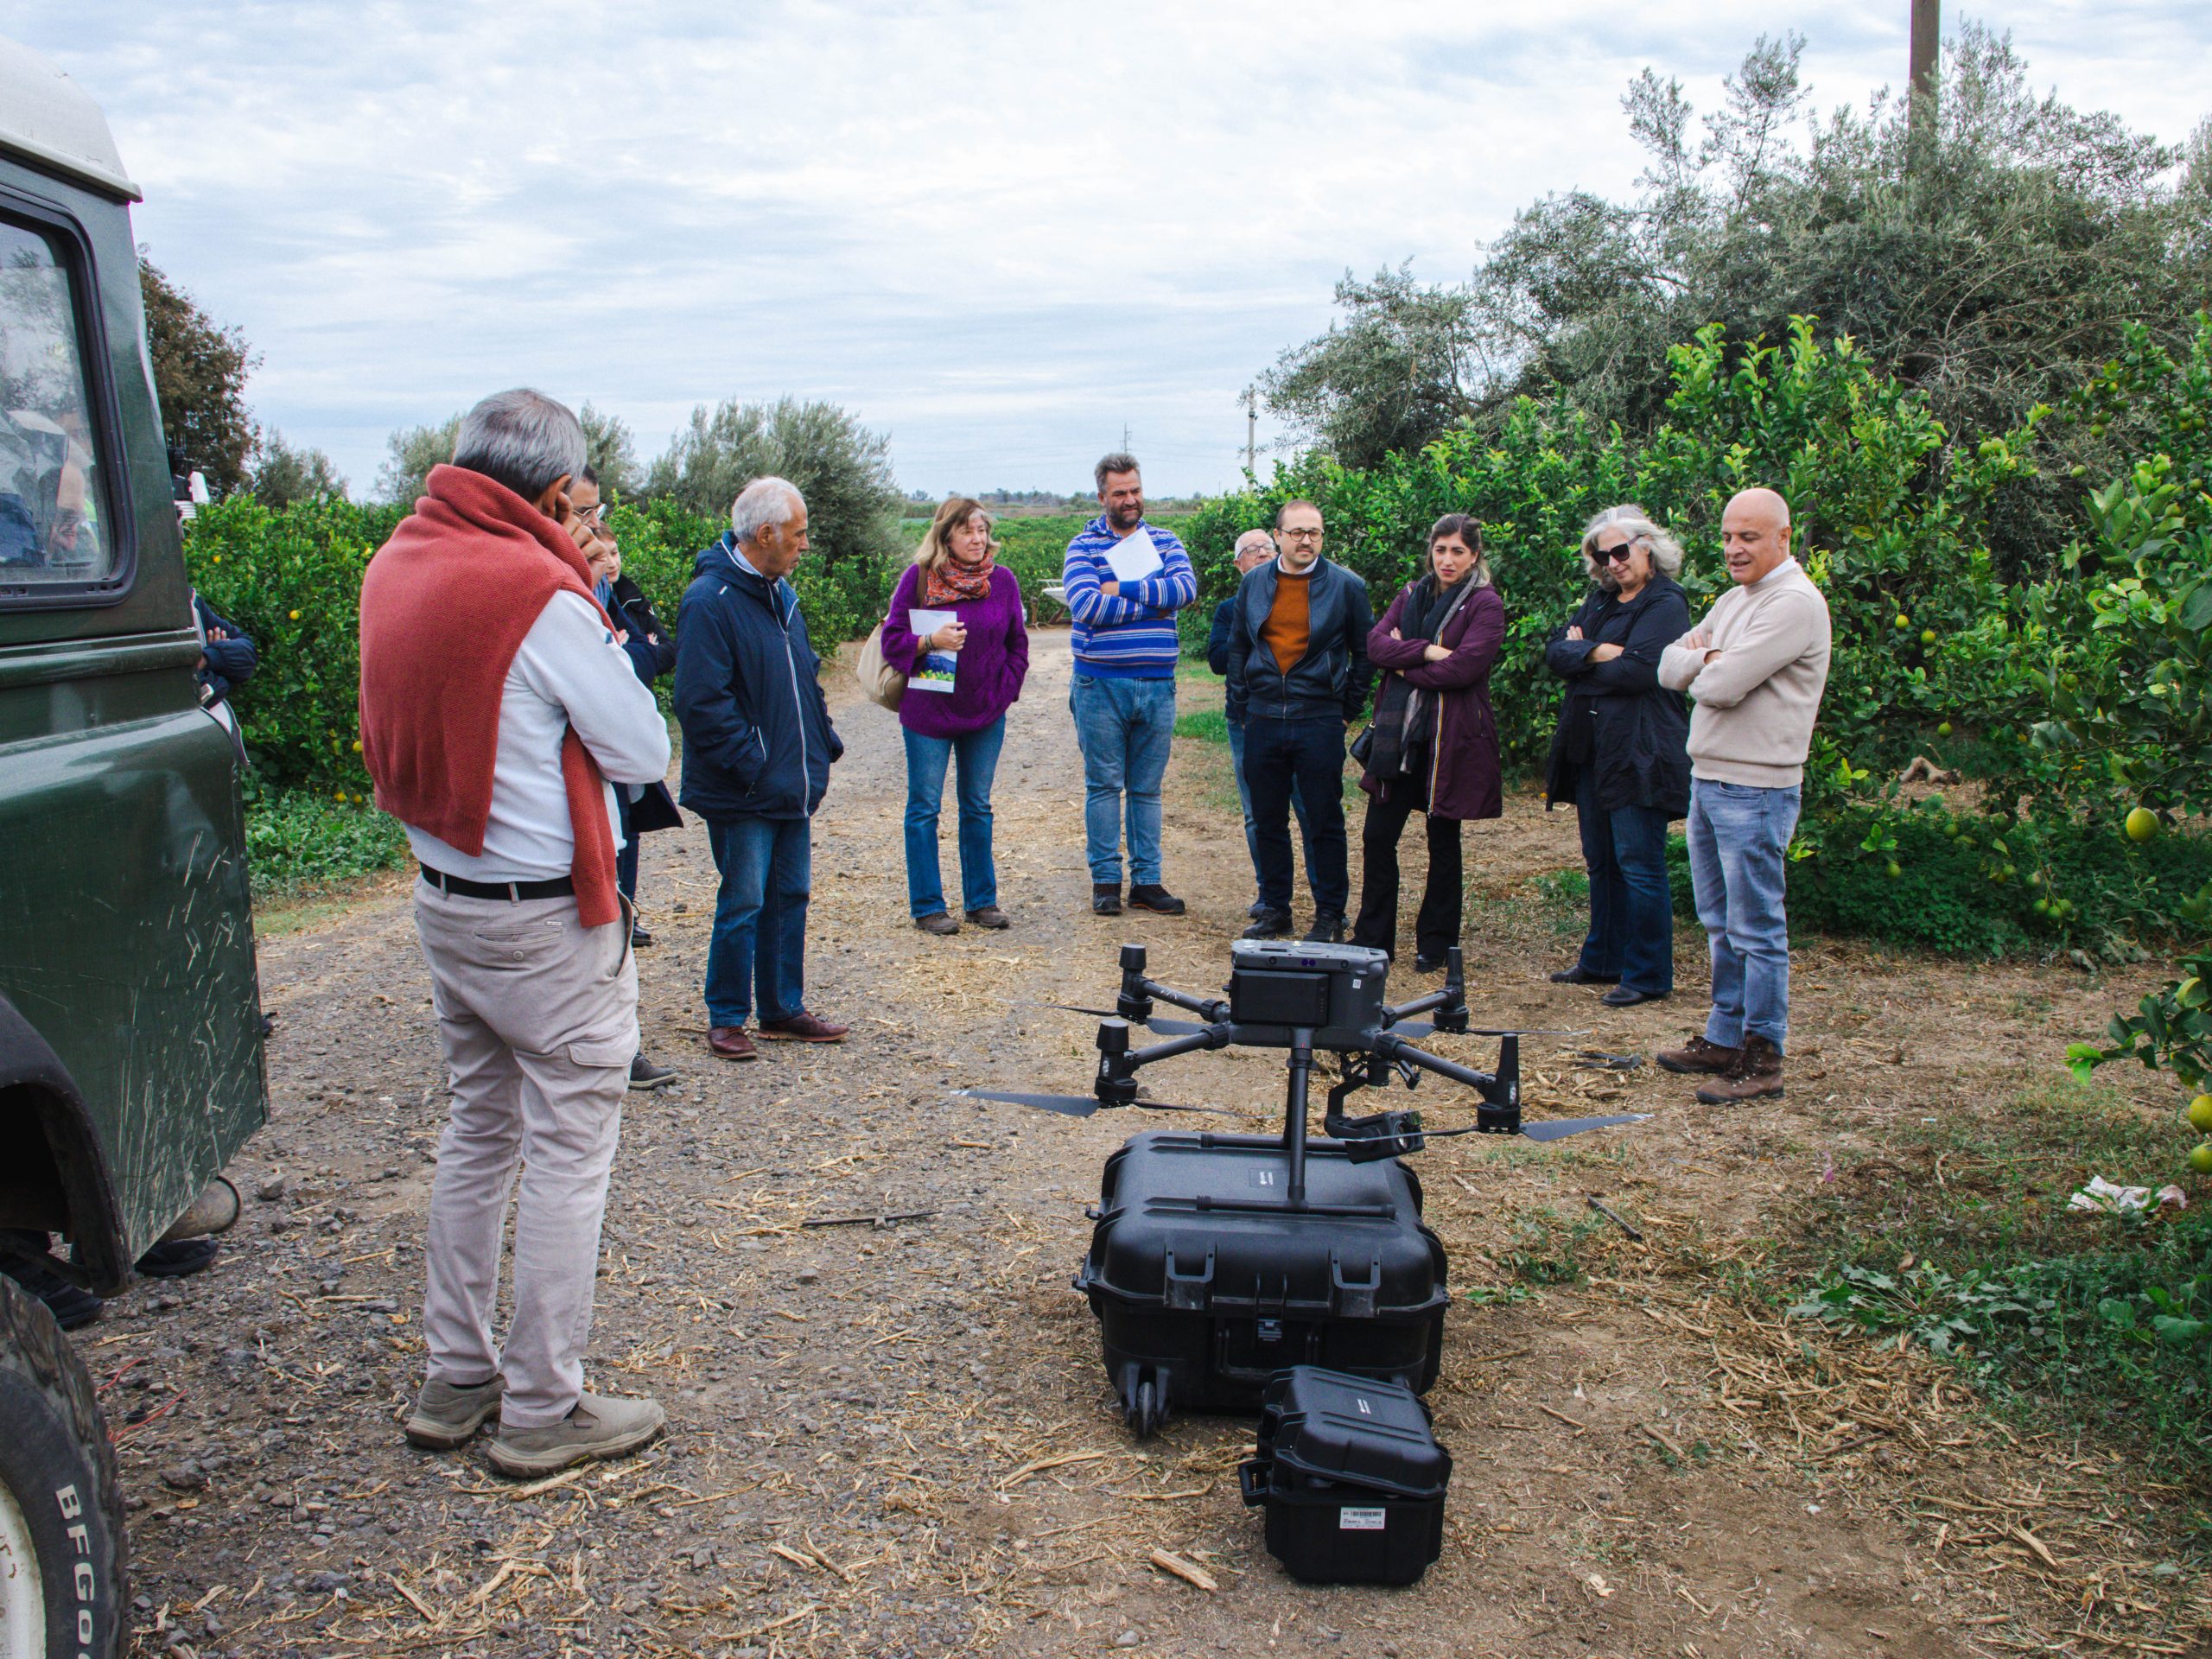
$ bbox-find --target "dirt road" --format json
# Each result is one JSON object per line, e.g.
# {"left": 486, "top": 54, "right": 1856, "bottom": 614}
{"left": 104, "top": 631, "right": 2202, "bottom": 1657}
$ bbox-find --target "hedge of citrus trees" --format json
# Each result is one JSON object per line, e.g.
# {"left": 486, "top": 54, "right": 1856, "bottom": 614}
{"left": 1180, "top": 315, "right": 2212, "bottom": 957}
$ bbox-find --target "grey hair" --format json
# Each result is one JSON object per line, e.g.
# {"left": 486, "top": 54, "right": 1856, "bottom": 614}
{"left": 1233, "top": 528, "right": 1275, "bottom": 554}
{"left": 730, "top": 475, "right": 803, "bottom": 544}
{"left": 451, "top": 389, "right": 587, "bottom": 502}
{"left": 1579, "top": 503, "right": 1684, "bottom": 582}
{"left": 1094, "top": 452, "right": 1140, "bottom": 492}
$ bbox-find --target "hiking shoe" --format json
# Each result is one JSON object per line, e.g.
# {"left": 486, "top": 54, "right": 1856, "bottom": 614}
{"left": 404, "top": 1375, "right": 505, "bottom": 1450}
{"left": 1248, "top": 900, "right": 1268, "bottom": 920}
{"left": 758, "top": 1013, "right": 849, "bottom": 1043}
{"left": 707, "top": 1027, "right": 758, "bottom": 1062}
{"left": 628, "top": 1053, "right": 678, "bottom": 1091}
{"left": 1303, "top": 912, "right": 1345, "bottom": 944}
{"left": 486, "top": 1392, "right": 665, "bottom": 1478}
{"left": 1655, "top": 1034, "right": 1739, "bottom": 1075}
{"left": 916, "top": 911, "right": 960, "bottom": 937}
{"left": 1, "top": 1243, "right": 101, "bottom": 1331}
{"left": 964, "top": 906, "right": 1010, "bottom": 930}
{"left": 1550, "top": 965, "right": 1619, "bottom": 985}
{"left": 1695, "top": 1035, "right": 1785, "bottom": 1104}
{"left": 1128, "top": 884, "right": 1185, "bottom": 915}
{"left": 1242, "top": 908, "right": 1293, "bottom": 940}
{"left": 1092, "top": 884, "right": 1122, "bottom": 916}
{"left": 136, "top": 1237, "right": 221, "bottom": 1277}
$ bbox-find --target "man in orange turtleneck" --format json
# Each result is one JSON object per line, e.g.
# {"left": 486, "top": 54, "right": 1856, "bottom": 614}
{"left": 1224, "top": 499, "right": 1374, "bottom": 942}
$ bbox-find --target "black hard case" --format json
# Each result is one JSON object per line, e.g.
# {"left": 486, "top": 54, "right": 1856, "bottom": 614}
{"left": 1077, "top": 1131, "right": 1447, "bottom": 1423}
{"left": 1239, "top": 1365, "right": 1452, "bottom": 1586}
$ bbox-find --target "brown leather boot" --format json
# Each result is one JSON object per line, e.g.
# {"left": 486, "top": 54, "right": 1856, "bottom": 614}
{"left": 706, "top": 1027, "right": 758, "bottom": 1061}
{"left": 1694, "top": 1035, "right": 1784, "bottom": 1103}
{"left": 1655, "top": 1034, "right": 1739, "bottom": 1075}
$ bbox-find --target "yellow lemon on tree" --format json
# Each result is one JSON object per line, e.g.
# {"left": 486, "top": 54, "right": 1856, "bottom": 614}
{"left": 2189, "top": 1095, "right": 2212, "bottom": 1133}
{"left": 1921, "top": 628, "right": 1937, "bottom": 645}
{"left": 2126, "top": 806, "right": 2159, "bottom": 842}
{"left": 289, "top": 608, "right": 301, "bottom": 620}
{"left": 2191, "top": 1143, "right": 2212, "bottom": 1175}
{"left": 1894, "top": 613, "right": 1910, "bottom": 630}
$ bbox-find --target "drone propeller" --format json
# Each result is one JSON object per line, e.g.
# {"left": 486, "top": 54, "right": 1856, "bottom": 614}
{"left": 957, "top": 1088, "right": 1236, "bottom": 1119}
{"left": 1516, "top": 1112, "right": 1650, "bottom": 1142}
{"left": 1035, "top": 1001, "right": 1211, "bottom": 1037}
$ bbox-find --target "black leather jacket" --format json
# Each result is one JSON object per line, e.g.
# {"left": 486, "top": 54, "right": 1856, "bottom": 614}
{"left": 1225, "top": 556, "right": 1376, "bottom": 724}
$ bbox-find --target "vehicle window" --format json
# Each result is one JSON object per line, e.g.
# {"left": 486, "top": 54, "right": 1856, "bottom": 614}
{"left": 0, "top": 217, "right": 113, "bottom": 585}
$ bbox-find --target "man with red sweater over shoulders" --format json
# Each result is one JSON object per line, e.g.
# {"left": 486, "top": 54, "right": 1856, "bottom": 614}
{"left": 358, "top": 389, "right": 671, "bottom": 1478}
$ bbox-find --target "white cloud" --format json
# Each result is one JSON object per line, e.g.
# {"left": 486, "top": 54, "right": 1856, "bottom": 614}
{"left": 13, "top": 0, "right": 2209, "bottom": 496}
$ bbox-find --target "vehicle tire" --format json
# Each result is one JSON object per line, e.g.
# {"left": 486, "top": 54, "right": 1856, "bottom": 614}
{"left": 0, "top": 1270, "right": 125, "bottom": 1659}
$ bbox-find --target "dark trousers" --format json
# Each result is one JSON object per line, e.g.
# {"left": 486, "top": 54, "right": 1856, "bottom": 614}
{"left": 615, "top": 791, "right": 639, "bottom": 904}
{"left": 1351, "top": 779, "right": 1463, "bottom": 963}
{"left": 1574, "top": 797, "right": 1675, "bottom": 995}
{"left": 1246, "top": 715, "right": 1349, "bottom": 918}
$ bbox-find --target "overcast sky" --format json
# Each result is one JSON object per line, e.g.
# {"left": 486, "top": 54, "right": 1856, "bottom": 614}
{"left": 12, "top": 2, "right": 2209, "bottom": 499}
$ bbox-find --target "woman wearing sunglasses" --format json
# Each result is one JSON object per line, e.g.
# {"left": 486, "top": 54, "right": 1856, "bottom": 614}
{"left": 1543, "top": 505, "right": 1692, "bottom": 1007}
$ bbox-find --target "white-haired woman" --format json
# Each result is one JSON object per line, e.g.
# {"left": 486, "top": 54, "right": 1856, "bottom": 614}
{"left": 1542, "top": 505, "right": 1692, "bottom": 1007}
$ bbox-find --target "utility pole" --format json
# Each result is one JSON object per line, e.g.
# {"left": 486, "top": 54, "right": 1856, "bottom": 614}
{"left": 1121, "top": 423, "right": 1131, "bottom": 453}
{"left": 1240, "top": 385, "right": 1258, "bottom": 475}
{"left": 1907, "top": 0, "right": 1940, "bottom": 173}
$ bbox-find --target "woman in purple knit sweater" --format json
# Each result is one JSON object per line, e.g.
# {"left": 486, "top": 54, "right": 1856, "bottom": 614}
{"left": 879, "top": 498, "right": 1030, "bottom": 934}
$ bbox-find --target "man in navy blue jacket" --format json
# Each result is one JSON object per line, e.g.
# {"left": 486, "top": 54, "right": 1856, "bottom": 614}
{"left": 674, "top": 477, "right": 847, "bottom": 1063}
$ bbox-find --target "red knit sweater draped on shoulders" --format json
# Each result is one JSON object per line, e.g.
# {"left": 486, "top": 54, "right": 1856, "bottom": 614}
{"left": 357, "top": 464, "right": 624, "bottom": 926}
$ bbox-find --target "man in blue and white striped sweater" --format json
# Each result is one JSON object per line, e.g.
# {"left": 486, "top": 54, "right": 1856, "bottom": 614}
{"left": 1063, "top": 453, "right": 1198, "bottom": 916}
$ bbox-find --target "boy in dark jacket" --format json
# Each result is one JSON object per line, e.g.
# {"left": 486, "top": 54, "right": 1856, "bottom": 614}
{"left": 194, "top": 591, "right": 256, "bottom": 706}
{"left": 674, "top": 479, "right": 847, "bottom": 1064}
{"left": 1207, "top": 529, "right": 1311, "bottom": 917}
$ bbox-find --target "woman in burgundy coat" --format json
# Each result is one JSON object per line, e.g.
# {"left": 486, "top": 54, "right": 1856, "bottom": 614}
{"left": 1350, "top": 514, "right": 1504, "bottom": 970}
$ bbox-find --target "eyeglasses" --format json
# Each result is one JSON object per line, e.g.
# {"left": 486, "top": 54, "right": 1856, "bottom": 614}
{"left": 571, "top": 502, "right": 605, "bottom": 525}
{"left": 1596, "top": 541, "right": 1637, "bottom": 563}
{"left": 1281, "top": 527, "right": 1322, "bottom": 541}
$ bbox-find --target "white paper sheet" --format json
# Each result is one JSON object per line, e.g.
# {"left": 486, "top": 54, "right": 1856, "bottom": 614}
{"left": 908, "top": 608, "right": 957, "bottom": 693}
{"left": 1103, "top": 528, "right": 1162, "bottom": 585}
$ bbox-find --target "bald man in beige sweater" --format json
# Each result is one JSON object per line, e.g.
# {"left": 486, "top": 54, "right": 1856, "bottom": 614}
{"left": 1653, "top": 488, "right": 1831, "bottom": 1103}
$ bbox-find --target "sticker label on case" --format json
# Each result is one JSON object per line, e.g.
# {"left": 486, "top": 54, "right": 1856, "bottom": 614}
{"left": 1339, "top": 1507, "right": 1387, "bottom": 1530}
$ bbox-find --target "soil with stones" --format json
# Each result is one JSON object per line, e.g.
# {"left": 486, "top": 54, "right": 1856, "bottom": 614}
{"left": 97, "top": 631, "right": 2209, "bottom": 1658}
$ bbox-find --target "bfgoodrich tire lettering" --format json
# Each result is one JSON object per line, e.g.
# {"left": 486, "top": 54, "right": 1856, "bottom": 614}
{"left": 0, "top": 1273, "right": 124, "bottom": 1659}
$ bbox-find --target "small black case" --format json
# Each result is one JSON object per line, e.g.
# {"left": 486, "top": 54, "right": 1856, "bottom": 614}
{"left": 1239, "top": 1365, "right": 1451, "bottom": 1586}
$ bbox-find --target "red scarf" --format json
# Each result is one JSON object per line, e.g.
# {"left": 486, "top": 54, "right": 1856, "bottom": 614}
{"left": 923, "top": 550, "right": 996, "bottom": 607}
{"left": 358, "top": 464, "right": 623, "bottom": 927}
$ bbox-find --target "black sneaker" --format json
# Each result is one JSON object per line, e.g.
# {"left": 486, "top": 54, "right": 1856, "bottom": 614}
{"left": 628, "top": 1053, "right": 679, "bottom": 1090}
{"left": 1128, "top": 885, "right": 1185, "bottom": 915}
{"left": 137, "top": 1238, "right": 220, "bottom": 1278}
{"left": 631, "top": 924, "right": 655, "bottom": 949}
{"left": 1242, "top": 908, "right": 1293, "bottom": 940}
{"left": 1303, "top": 912, "right": 1345, "bottom": 944}
{"left": 1248, "top": 901, "right": 1268, "bottom": 920}
{"left": 1413, "top": 954, "right": 1446, "bottom": 974}
{"left": 1092, "top": 884, "right": 1122, "bottom": 916}
{"left": 2, "top": 1240, "right": 102, "bottom": 1330}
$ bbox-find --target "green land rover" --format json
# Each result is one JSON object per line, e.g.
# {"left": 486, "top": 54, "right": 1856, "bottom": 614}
{"left": 0, "top": 35, "right": 268, "bottom": 1659}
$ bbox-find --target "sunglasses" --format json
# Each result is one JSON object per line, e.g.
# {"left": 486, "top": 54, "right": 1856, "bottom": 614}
{"left": 1595, "top": 540, "right": 1637, "bottom": 563}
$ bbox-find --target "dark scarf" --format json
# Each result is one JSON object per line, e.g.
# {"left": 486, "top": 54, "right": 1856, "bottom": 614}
{"left": 1366, "top": 571, "right": 1478, "bottom": 779}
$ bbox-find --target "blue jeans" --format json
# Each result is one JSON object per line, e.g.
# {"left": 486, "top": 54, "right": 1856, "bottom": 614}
{"left": 1686, "top": 779, "right": 1800, "bottom": 1052}
{"left": 1227, "top": 718, "right": 1312, "bottom": 905}
{"left": 1573, "top": 798, "right": 1675, "bottom": 996}
{"left": 704, "top": 816, "right": 812, "bottom": 1029}
{"left": 1069, "top": 674, "right": 1175, "bottom": 886}
{"left": 903, "top": 718, "right": 1005, "bottom": 917}
{"left": 1246, "top": 716, "right": 1350, "bottom": 917}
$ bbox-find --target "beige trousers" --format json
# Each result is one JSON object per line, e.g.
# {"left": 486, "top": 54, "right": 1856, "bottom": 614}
{"left": 411, "top": 878, "right": 638, "bottom": 1427}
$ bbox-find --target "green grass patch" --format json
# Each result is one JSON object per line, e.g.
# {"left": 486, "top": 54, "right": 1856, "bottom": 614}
{"left": 245, "top": 785, "right": 410, "bottom": 898}
{"left": 1784, "top": 1077, "right": 2212, "bottom": 1477}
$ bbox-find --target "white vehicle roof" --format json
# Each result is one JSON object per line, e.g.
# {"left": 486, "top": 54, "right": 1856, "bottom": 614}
{"left": 0, "top": 35, "right": 139, "bottom": 202}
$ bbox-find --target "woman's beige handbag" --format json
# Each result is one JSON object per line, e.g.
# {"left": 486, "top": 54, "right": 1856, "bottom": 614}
{"left": 855, "top": 622, "right": 906, "bottom": 710}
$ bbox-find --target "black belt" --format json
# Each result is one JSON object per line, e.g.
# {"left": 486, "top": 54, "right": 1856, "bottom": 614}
{"left": 419, "top": 864, "right": 575, "bottom": 901}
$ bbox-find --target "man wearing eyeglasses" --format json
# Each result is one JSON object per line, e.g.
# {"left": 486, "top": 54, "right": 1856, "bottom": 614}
{"left": 1226, "top": 499, "right": 1373, "bottom": 942}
